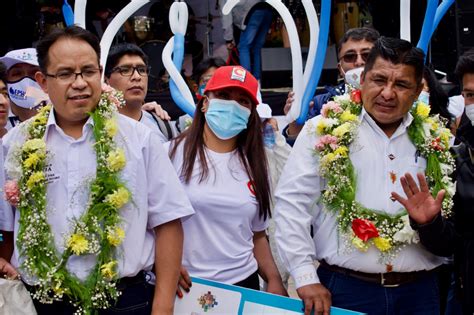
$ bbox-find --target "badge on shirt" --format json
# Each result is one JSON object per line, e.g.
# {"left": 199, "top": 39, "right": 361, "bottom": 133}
{"left": 44, "top": 163, "right": 60, "bottom": 184}
{"left": 247, "top": 180, "right": 256, "bottom": 199}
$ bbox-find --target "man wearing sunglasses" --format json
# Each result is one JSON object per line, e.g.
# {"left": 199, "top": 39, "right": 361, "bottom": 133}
{"left": 284, "top": 27, "right": 380, "bottom": 145}
{"left": 105, "top": 43, "right": 176, "bottom": 143}
{"left": 0, "top": 48, "right": 49, "bottom": 129}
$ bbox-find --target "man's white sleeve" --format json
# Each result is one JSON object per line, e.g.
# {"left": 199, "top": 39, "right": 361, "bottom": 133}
{"left": 144, "top": 133, "right": 194, "bottom": 228}
{"left": 273, "top": 118, "right": 323, "bottom": 289}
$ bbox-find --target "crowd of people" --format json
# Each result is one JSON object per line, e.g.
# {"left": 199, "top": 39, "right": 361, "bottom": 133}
{"left": 0, "top": 6, "right": 472, "bottom": 315}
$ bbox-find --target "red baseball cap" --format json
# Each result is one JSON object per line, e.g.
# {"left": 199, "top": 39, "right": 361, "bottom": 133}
{"left": 203, "top": 66, "right": 259, "bottom": 106}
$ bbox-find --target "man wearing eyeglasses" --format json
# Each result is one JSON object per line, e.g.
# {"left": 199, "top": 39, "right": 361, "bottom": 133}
{"left": 105, "top": 43, "right": 176, "bottom": 143}
{"left": 0, "top": 26, "right": 194, "bottom": 314}
{"left": 284, "top": 27, "right": 380, "bottom": 145}
{"left": 0, "top": 48, "right": 48, "bottom": 129}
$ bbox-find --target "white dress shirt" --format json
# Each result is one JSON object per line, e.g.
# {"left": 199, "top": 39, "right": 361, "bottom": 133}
{"left": 1, "top": 111, "right": 194, "bottom": 283}
{"left": 274, "top": 109, "right": 445, "bottom": 289}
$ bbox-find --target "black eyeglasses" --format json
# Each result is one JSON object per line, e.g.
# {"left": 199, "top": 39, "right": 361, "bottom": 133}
{"left": 341, "top": 52, "right": 370, "bottom": 63}
{"left": 111, "top": 65, "right": 150, "bottom": 77}
{"left": 45, "top": 68, "right": 101, "bottom": 84}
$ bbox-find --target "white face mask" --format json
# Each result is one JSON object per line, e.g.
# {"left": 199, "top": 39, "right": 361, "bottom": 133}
{"left": 465, "top": 104, "right": 474, "bottom": 126}
{"left": 7, "top": 77, "right": 43, "bottom": 109}
{"left": 344, "top": 67, "right": 364, "bottom": 89}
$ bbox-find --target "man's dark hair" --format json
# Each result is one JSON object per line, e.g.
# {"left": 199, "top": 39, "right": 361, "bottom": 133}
{"left": 192, "top": 57, "right": 226, "bottom": 82}
{"left": 36, "top": 26, "right": 101, "bottom": 73}
{"left": 363, "top": 36, "right": 425, "bottom": 85}
{"left": 105, "top": 43, "right": 149, "bottom": 77}
{"left": 0, "top": 61, "right": 6, "bottom": 83}
{"left": 337, "top": 27, "right": 380, "bottom": 56}
{"left": 455, "top": 50, "right": 474, "bottom": 82}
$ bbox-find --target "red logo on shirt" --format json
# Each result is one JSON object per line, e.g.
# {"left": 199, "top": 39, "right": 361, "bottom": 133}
{"left": 247, "top": 181, "right": 256, "bottom": 196}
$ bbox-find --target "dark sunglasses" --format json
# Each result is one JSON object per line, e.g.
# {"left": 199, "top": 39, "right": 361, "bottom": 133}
{"left": 341, "top": 52, "right": 370, "bottom": 63}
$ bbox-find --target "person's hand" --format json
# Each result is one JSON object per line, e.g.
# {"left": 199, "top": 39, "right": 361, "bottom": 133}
{"left": 391, "top": 172, "right": 444, "bottom": 225}
{"left": 143, "top": 102, "right": 171, "bottom": 121}
{"left": 266, "top": 278, "right": 288, "bottom": 296}
{"left": 284, "top": 91, "right": 314, "bottom": 138}
{"left": 176, "top": 266, "right": 192, "bottom": 298}
{"left": 267, "top": 118, "right": 279, "bottom": 131}
{"left": 297, "top": 283, "right": 331, "bottom": 315}
{"left": 0, "top": 258, "right": 19, "bottom": 280}
{"left": 226, "top": 40, "right": 235, "bottom": 51}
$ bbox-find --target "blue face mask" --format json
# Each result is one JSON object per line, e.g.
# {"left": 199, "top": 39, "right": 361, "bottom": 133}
{"left": 418, "top": 91, "right": 430, "bottom": 105}
{"left": 205, "top": 98, "right": 251, "bottom": 140}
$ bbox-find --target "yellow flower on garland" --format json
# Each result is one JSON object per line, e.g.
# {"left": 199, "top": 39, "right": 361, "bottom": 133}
{"left": 352, "top": 237, "right": 369, "bottom": 252}
{"left": 333, "top": 123, "right": 351, "bottom": 138}
{"left": 53, "top": 281, "right": 66, "bottom": 296}
{"left": 105, "top": 186, "right": 130, "bottom": 209}
{"left": 33, "top": 115, "right": 48, "bottom": 126}
{"left": 320, "top": 152, "right": 336, "bottom": 169}
{"left": 23, "top": 152, "right": 43, "bottom": 168}
{"left": 23, "top": 139, "right": 46, "bottom": 153}
{"left": 426, "top": 117, "right": 438, "bottom": 131}
{"left": 440, "top": 129, "right": 451, "bottom": 147}
{"left": 316, "top": 119, "right": 329, "bottom": 135}
{"left": 26, "top": 171, "right": 45, "bottom": 189}
{"left": 67, "top": 234, "right": 89, "bottom": 255}
{"left": 334, "top": 146, "right": 348, "bottom": 157}
{"left": 107, "top": 226, "right": 125, "bottom": 246}
{"left": 340, "top": 111, "right": 358, "bottom": 122}
{"left": 373, "top": 237, "right": 392, "bottom": 252}
{"left": 101, "top": 261, "right": 117, "bottom": 280}
{"left": 107, "top": 149, "right": 126, "bottom": 172}
{"left": 38, "top": 104, "right": 52, "bottom": 115}
{"left": 416, "top": 103, "right": 430, "bottom": 119}
{"left": 104, "top": 119, "right": 118, "bottom": 137}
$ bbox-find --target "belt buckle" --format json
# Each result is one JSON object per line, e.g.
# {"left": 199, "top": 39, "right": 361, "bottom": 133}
{"left": 380, "top": 273, "right": 400, "bottom": 288}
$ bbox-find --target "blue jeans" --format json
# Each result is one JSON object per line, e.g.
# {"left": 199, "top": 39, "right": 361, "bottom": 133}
{"left": 318, "top": 266, "right": 440, "bottom": 315}
{"left": 238, "top": 7, "right": 273, "bottom": 80}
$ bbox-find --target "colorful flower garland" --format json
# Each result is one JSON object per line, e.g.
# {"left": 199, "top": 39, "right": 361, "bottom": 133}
{"left": 314, "top": 89, "right": 455, "bottom": 261}
{"left": 4, "top": 86, "right": 130, "bottom": 314}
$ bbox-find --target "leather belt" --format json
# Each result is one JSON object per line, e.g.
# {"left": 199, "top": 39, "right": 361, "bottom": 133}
{"left": 319, "top": 260, "right": 437, "bottom": 287}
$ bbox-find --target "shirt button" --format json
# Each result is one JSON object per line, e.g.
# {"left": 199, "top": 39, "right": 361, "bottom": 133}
{"left": 388, "top": 154, "right": 395, "bottom": 160}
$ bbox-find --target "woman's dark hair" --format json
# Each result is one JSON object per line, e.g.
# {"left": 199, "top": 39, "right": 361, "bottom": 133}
{"left": 423, "top": 66, "right": 453, "bottom": 124}
{"left": 169, "top": 95, "right": 271, "bottom": 220}
{"left": 36, "top": 26, "right": 101, "bottom": 73}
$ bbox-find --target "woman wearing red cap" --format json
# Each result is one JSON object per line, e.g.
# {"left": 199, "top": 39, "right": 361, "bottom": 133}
{"left": 167, "top": 66, "right": 286, "bottom": 296}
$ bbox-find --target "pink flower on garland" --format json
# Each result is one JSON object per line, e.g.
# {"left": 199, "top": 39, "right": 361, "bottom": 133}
{"left": 4, "top": 180, "right": 20, "bottom": 207}
{"left": 315, "top": 135, "right": 339, "bottom": 151}
{"left": 321, "top": 101, "right": 343, "bottom": 118}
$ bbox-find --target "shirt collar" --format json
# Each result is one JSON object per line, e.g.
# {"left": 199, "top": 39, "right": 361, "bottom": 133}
{"left": 360, "top": 107, "right": 413, "bottom": 138}
{"left": 45, "top": 107, "right": 94, "bottom": 138}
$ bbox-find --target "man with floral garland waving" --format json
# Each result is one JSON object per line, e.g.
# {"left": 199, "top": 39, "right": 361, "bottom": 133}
{"left": 0, "top": 26, "right": 194, "bottom": 315}
{"left": 274, "top": 37, "right": 453, "bottom": 315}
